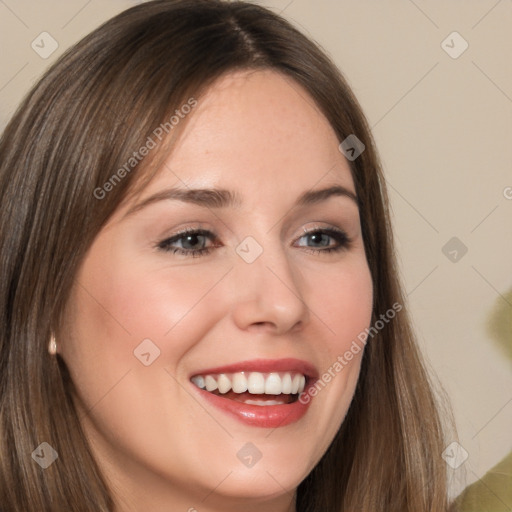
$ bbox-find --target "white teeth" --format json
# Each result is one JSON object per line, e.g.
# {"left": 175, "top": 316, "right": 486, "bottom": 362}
{"left": 232, "top": 373, "right": 248, "bottom": 393}
{"left": 298, "top": 375, "right": 306, "bottom": 393}
{"left": 291, "top": 374, "right": 301, "bottom": 394}
{"left": 204, "top": 375, "right": 218, "bottom": 392}
{"left": 281, "top": 373, "right": 292, "bottom": 394}
{"left": 191, "top": 375, "right": 205, "bottom": 389}
{"left": 244, "top": 398, "right": 287, "bottom": 406}
{"left": 264, "top": 373, "right": 282, "bottom": 395}
{"left": 247, "top": 372, "right": 265, "bottom": 394}
{"left": 217, "top": 374, "right": 232, "bottom": 394}
{"left": 191, "top": 371, "right": 308, "bottom": 396}
{"left": 291, "top": 374, "right": 306, "bottom": 394}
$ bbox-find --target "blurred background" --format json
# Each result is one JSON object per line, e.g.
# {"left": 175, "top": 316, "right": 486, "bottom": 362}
{"left": 0, "top": 0, "right": 510, "bottom": 504}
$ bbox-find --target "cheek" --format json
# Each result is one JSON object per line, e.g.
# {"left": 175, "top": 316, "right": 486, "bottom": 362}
{"left": 61, "top": 247, "right": 237, "bottom": 471}
{"left": 64, "top": 244, "right": 236, "bottom": 419}
{"left": 72, "top": 243, "right": 231, "bottom": 346}
{"left": 308, "top": 256, "right": 373, "bottom": 355}
{"left": 301, "top": 257, "right": 373, "bottom": 442}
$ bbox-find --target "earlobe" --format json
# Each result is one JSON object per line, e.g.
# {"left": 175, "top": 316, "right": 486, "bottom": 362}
{"left": 48, "top": 334, "right": 57, "bottom": 355}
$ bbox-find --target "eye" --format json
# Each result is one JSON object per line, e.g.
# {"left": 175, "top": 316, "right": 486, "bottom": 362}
{"left": 156, "top": 228, "right": 219, "bottom": 258}
{"left": 295, "top": 227, "right": 352, "bottom": 254}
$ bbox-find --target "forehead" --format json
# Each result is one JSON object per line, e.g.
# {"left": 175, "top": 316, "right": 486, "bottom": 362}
{"left": 119, "top": 69, "right": 356, "bottom": 216}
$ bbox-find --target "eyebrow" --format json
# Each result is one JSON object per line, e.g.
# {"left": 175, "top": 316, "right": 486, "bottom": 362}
{"left": 125, "top": 184, "right": 358, "bottom": 216}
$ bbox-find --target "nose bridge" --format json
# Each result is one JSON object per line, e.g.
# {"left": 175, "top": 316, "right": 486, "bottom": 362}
{"left": 230, "top": 232, "right": 310, "bottom": 333}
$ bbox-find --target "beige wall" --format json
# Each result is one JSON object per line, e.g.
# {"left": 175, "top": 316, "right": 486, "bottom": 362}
{"left": 1, "top": 0, "right": 510, "bottom": 500}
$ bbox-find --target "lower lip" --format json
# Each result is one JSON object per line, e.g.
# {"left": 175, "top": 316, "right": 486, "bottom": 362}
{"left": 194, "top": 386, "right": 313, "bottom": 428}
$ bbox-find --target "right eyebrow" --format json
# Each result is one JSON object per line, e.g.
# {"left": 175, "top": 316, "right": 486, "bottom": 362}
{"left": 125, "top": 187, "right": 242, "bottom": 216}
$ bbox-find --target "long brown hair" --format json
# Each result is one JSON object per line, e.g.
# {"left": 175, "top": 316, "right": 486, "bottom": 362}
{"left": 0, "top": 1, "right": 454, "bottom": 510}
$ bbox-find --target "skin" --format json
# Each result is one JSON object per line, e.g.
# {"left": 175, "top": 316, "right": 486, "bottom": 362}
{"left": 60, "top": 69, "right": 373, "bottom": 512}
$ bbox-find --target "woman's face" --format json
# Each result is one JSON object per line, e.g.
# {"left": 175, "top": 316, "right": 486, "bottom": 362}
{"left": 61, "top": 69, "right": 373, "bottom": 511}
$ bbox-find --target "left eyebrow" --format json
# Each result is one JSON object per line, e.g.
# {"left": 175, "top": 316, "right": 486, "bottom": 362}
{"left": 124, "top": 184, "right": 358, "bottom": 217}
{"left": 296, "top": 185, "right": 358, "bottom": 208}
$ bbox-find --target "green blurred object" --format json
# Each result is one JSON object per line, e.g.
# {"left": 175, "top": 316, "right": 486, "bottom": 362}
{"left": 485, "top": 289, "right": 512, "bottom": 362}
{"left": 453, "top": 289, "right": 512, "bottom": 512}
{"left": 453, "top": 452, "right": 512, "bottom": 511}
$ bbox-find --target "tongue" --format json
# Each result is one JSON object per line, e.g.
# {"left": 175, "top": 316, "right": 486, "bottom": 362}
{"left": 212, "top": 390, "right": 294, "bottom": 404}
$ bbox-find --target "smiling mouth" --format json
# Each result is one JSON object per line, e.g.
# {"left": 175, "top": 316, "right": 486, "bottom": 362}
{"left": 191, "top": 371, "right": 307, "bottom": 406}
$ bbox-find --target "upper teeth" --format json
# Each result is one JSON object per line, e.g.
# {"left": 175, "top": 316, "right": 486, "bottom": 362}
{"left": 191, "top": 372, "right": 306, "bottom": 395}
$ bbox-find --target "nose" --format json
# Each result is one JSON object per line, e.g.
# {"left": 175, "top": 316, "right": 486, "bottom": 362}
{"left": 230, "top": 238, "right": 311, "bottom": 335}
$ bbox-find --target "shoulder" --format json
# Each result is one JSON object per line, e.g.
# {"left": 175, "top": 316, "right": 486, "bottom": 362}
{"left": 451, "top": 452, "right": 512, "bottom": 512}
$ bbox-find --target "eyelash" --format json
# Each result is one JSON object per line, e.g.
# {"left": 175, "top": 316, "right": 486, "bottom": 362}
{"left": 156, "top": 227, "right": 352, "bottom": 258}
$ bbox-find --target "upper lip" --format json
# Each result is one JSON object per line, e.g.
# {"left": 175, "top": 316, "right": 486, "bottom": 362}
{"left": 190, "top": 358, "right": 319, "bottom": 380}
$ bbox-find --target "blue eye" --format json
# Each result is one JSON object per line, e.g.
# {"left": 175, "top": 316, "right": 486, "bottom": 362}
{"left": 157, "top": 227, "right": 351, "bottom": 258}
{"left": 296, "top": 228, "right": 351, "bottom": 254}
{"left": 157, "top": 228, "right": 216, "bottom": 258}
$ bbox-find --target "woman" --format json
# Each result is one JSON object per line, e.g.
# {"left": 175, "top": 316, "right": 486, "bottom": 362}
{"left": 0, "top": 1, "right": 455, "bottom": 510}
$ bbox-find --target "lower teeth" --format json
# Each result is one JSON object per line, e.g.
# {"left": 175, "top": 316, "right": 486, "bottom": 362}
{"left": 211, "top": 390, "right": 296, "bottom": 405}
{"left": 243, "top": 398, "right": 287, "bottom": 406}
